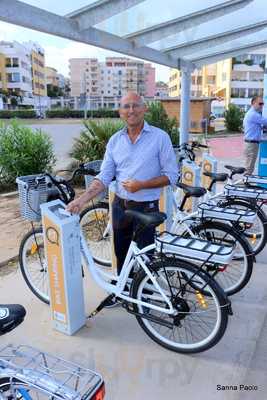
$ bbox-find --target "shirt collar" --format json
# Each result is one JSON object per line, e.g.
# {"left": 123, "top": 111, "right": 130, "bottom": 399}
{"left": 120, "top": 120, "right": 151, "bottom": 137}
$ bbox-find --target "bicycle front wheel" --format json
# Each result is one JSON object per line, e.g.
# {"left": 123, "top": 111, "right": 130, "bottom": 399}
{"left": 19, "top": 227, "right": 49, "bottom": 304}
{"left": 131, "top": 259, "right": 229, "bottom": 354}
{"left": 80, "top": 202, "right": 112, "bottom": 267}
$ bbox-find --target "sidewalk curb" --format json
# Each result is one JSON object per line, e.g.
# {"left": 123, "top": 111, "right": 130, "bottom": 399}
{"left": 0, "top": 255, "right": 18, "bottom": 268}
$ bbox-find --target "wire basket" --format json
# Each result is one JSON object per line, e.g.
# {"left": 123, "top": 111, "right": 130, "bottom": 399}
{"left": 0, "top": 344, "right": 103, "bottom": 400}
{"left": 84, "top": 160, "right": 107, "bottom": 200}
{"left": 16, "top": 174, "right": 57, "bottom": 222}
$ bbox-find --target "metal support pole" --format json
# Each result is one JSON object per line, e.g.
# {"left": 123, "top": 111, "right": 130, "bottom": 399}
{"left": 180, "top": 68, "right": 191, "bottom": 145}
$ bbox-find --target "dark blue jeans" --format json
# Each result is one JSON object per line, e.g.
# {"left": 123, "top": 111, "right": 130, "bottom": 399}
{"left": 112, "top": 197, "right": 159, "bottom": 275}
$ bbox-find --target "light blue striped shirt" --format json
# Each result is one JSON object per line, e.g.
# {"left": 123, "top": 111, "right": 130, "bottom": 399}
{"left": 96, "top": 121, "right": 178, "bottom": 201}
{"left": 243, "top": 107, "right": 267, "bottom": 141}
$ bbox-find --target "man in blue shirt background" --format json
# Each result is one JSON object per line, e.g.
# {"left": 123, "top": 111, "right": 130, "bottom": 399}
{"left": 243, "top": 96, "right": 267, "bottom": 174}
{"left": 67, "top": 92, "right": 178, "bottom": 306}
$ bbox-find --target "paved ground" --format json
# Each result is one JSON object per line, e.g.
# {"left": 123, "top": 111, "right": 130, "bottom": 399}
{"left": 1, "top": 134, "right": 266, "bottom": 399}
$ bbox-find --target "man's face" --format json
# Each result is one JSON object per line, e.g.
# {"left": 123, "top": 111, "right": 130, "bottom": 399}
{"left": 253, "top": 97, "right": 264, "bottom": 112}
{"left": 119, "top": 95, "right": 147, "bottom": 127}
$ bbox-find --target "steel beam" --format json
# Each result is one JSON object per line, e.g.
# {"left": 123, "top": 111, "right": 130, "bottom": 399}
{"left": 192, "top": 40, "right": 267, "bottom": 67}
{"left": 0, "top": 0, "right": 185, "bottom": 69}
{"left": 66, "top": 0, "right": 146, "bottom": 29}
{"left": 180, "top": 68, "right": 191, "bottom": 145}
{"left": 124, "top": 0, "right": 253, "bottom": 47}
{"left": 165, "top": 21, "right": 267, "bottom": 58}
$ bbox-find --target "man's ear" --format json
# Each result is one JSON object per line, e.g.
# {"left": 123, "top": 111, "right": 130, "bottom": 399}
{"left": 143, "top": 104, "right": 148, "bottom": 113}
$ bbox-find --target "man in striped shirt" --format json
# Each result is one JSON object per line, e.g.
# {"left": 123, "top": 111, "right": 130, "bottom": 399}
{"left": 67, "top": 92, "right": 178, "bottom": 306}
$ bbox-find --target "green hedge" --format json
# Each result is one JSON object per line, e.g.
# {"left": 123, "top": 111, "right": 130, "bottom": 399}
{"left": 0, "top": 110, "right": 36, "bottom": 119}
{"left": 46, "top": 108, "right": 119, "bottom": 118}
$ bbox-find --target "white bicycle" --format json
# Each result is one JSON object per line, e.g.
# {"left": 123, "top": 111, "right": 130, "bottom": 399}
{"left": 46, "top": 200, "right": 232, "bottom": 354}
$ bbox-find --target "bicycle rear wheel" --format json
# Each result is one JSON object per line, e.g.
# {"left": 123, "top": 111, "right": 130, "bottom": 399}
{"left": 131, "top": 259, "right": 229, "bottom": 353}
{"left": 191, "top": 221, "right": 254, "bottom": 296}
{"left": 19, "top": 227, "right": 49, "bottom": 304}
{"left": 219, "top": 198, "right": 267, "bottom": 256}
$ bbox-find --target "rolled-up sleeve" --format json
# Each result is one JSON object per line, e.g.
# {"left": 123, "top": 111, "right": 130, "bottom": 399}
{"left": 95, "top": 139, "right": 116, "bottom": 188}
{"left": 251, "top": 112, "right": 267, "bottom": 126}
{"left": 159, "top": 133, "right": 178, "bottom": 186}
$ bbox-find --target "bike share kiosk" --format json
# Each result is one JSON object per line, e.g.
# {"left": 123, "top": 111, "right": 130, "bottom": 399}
{"left": 40, "top": 200, "right": 86, "bottom": 335}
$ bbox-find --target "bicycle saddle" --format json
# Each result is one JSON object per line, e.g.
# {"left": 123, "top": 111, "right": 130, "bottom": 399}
{"left": 177, "top": 182, "right": 206, "bottom": 198}
{"left": 203, "top": 172, "right": 228, "bottom": 182}
{"left": 125, "top": 210, "right": 166, "bottom": 227}
{"left": 224, "top": 165, "right": 246, "bottom": 174}
{"left": 0, "top": 304, "right": 26, "bottom": 335}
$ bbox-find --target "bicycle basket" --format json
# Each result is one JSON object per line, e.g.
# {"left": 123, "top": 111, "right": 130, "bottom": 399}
{"left": 16, "top": 174, "right": 57, "bottom": 222}
{"left": 84, "top": 160, "right": 107, "bottom": 200}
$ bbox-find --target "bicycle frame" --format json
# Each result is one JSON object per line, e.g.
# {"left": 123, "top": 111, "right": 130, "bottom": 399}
{"left": 80, "top": 232, "right": 175, "bottom": 315}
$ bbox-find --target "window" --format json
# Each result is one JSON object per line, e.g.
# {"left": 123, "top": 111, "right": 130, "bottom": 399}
{"left": 5, "top": 58, "right": 11, "bottom": 67}
{"left": 118, "top": 70, "right": 122, "bottom": 75}
{"left": 197, "top": 76, "right": 202, "bottom": 85}
{"left": 7, "top": 72, "right": 20, "bottom": 83}
{"left": 12, "top": 58, "right": 19, "bottom": 67}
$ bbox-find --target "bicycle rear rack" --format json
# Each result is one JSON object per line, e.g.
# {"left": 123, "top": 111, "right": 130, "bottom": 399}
{"left": 0, "top": 344, "right": 103, "bottom": 400}
{"left": 155, "top": 232, "right": 234, "bottom": 265}
{"left": 243, "top": 175, "right": 267, "bottom": 185}
{"left": 198, "top": 202, "right": 256, "bottom": 223}
{"left": 224, "top": 184, "right": 267, "bottom": 200}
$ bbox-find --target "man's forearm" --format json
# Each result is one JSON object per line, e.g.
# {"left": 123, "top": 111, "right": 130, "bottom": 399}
{"left": 140, "top": 175, "right": 170, "bottom": 190}
{"left": 80, "top": 179, "right": 105, "bottom": 203}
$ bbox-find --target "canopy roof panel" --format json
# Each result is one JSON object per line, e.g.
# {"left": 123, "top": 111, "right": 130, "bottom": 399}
{"left": 0, "top": 0, "right": 266, "bottom": 69}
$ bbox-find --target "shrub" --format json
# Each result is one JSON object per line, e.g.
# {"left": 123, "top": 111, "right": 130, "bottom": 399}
{"left": 69, "top": 119, "right": 124, "bottom": 163}
{"left": 0, "top": 120, "right": 56, "bottom": 185}
{"left": 0, "top": 109, "right": 36, "bottom": 119}
{"left": 145, "top": 102, "right": 179, "bottom": 145}
{"left": 224, "top": 104, "right": 245, "bottom": 132}
{"left": 46, "top": 108, "right": 119, "bottom": 119}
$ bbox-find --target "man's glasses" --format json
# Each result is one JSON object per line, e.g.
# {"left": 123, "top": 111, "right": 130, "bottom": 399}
{"left": 120, "top": 102, "right": 144, "bottom": 110}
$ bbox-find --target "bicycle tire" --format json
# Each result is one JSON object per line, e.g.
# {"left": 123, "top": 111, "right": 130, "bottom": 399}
{"left": 190, "top": 220, "right": 254, "bottom": 296}
{"left": 80, "top": 202, "right": 112, "bottom": 267}
{"left": 19, "top": 227, "right": 49, "bottom": 304}
{"left": 131, "top": 258, "right": 229, "bottom": 354}
{"left": 219, "top": 198, "right": 267, "bottom": 256}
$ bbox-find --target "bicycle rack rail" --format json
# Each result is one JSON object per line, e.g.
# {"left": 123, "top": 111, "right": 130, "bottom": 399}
{"left": 243, "top": 175, "right": 267, "bottom": 185}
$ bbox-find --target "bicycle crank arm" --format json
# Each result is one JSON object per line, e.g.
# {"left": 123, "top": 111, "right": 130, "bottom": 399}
{"left": 122, "top": 302, "right": 173, "bottom": 329}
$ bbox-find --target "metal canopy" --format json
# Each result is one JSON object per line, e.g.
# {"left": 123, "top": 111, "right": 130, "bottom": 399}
{"left": 1, "top": 0, "right": 266, "bottom": 70}
{"left": 1, "top": 0, "right": 267, "bottom": 144}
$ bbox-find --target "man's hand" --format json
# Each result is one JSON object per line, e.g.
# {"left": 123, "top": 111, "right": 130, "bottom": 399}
{"left": 122, "top": 179, "right": 143, "bottom": 193}
{"left": 66, "top": 197, "right": 87, "bottom": 214}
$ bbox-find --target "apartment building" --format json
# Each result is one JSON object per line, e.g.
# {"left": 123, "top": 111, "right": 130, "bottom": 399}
{"left": 0, "top": 41, "right": 32, "bottom": 101}
{"left": 155, "top": 81, "right": 169, "bottom": 98}
{"left": 168, "top": 60, "right": 231, "bottom": 102}
{"left": 27, "top": 42, "right": 47, "bottom": 97}
{"left": 230, "top": 51, "right": 265, "bottom": 111}
{"left": 45, "top": 66, "right": 59, "bottom": 87}
{"left": 69, "top": 57, "right": 155, "bottom": 100}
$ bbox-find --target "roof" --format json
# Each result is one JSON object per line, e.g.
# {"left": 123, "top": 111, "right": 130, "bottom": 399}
{"left": 0, "top": 0, "right": 267, "bottom": 70}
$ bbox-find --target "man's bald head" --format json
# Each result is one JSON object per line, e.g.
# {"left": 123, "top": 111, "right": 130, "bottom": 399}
{"left": 119, "top": 92, "right": 147, "bottom": 129}
{"left": 120, "top": 92, "right": 144, "bottom": 106}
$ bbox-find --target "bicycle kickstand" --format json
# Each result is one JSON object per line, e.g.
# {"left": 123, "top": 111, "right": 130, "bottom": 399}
{"left": 87, "top": 294, "right": 116, "bottom": 319}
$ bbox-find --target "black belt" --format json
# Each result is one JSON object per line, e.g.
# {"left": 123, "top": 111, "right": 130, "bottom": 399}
{"left": 245, "top": 140, "right": 260, "bottom": 143}
{"left": 114, "top": 195, "right": 158, "bottom": 209}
